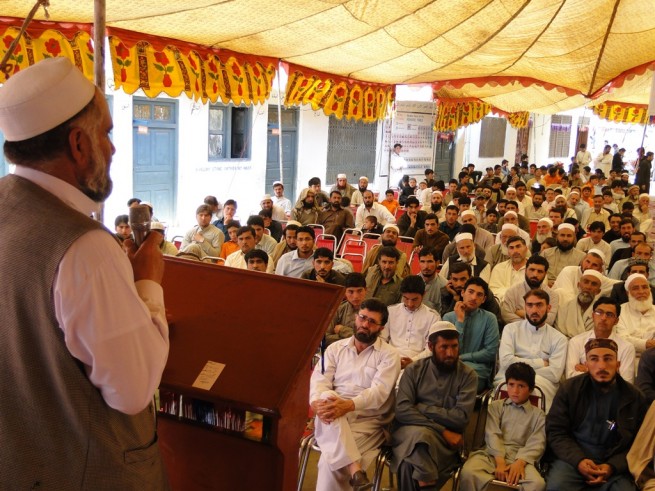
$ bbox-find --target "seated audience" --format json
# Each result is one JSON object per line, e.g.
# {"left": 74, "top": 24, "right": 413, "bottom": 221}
{"left": 225, "top": 226, "right": 274, "bottom": 273}
{"left": 181, "top": 204, "right": 225, "bottom": 259}
{"left": 301, "top": 248, "right": 347, "bottom": 285}
{"left": 540, "top": 223, "right": 586, "bottom": 287}
{"left": 417, "top": 247, "right": 446, "bottom": 313}
{"left": 489, "top": 236, "right": 529, "bottom": 303}
{"left": 113, "top": 214, "right": 131, "bottom": 243}
{"left": 555, "top": 269, "right": 603, "bottom": 338}
{"left": 361, "top": 224, "right": 410, "bottom": 277}
{"left": 219, "top": 220, "right": 241, "bottom": 259}
{"left": 244, "top": 249, "right": 269, "bottom": 272}
{"left": 247, "top": 215, "right": 277, "bottom": 256}
{"left": 616, "top": 273, "right": 655, "bottom": 357}
{"left": 364, "top": 246, "right": 402, "bottom": 306}
{"left": 275, "top": 226, "right": 315, "bottom": 278}
{"left": 439, "top": 232, "right": 491, "bottom": 284}
{"left": 397, "top": 196, "right": 427, "bottom": 238}
{"left": 412, "top": 213, "right": 450, "bottom": 261}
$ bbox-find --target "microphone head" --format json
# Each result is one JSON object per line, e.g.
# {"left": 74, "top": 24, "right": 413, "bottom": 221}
{"left": 129, "top": 204, "right": 152, "bottom": 246}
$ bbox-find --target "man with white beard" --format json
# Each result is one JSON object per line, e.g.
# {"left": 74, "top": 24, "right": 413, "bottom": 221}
{"left": 439, "top": 232, "right": 491, "bottom": 284}
{"left": 555, "top": 269, "right": 603, "bottom": 338}
{"left": 552, "top": 249, "right": 619, "bottom": 302}
{"left": 485, "top": 224, "right": 516, "bottom": 268}
{"left": 530, "top": 217, "right": 553, "bottom": 254}
{"left": 504, "top": 187, "right": 525, "bottom": 215}
{"left": 616, "top": 274, "right": 655, "bottom": 358}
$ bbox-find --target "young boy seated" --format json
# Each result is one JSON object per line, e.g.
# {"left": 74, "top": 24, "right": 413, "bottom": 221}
{"left": 219, "top": 220, "right": 241, "bottom": 259}
{"left": 460, "top": 362, "right": 546, "bottom": 491}
{"left": 480, "top": 209, "right": 499, "bottom": 234}
{"left": 381, "top": 189, "right": 400, "bottom": 216}
{"left": 361, "top": 215, "right": 384, "bottom": 235}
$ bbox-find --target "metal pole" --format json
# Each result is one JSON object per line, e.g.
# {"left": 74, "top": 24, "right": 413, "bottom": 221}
{"left": 94, "top": 0, "right": 106, "bottom": 222}
{"left": 276, "top": 60, "right": 284, "bottom": 185}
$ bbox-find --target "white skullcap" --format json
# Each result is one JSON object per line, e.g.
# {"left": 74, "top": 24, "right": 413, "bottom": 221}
{"left": 587, "top": 248, "right": 605, "bottom": 262}
{"left": 151, "top": 221, "right": 166, "bottom": 231}
{"left": 272, "top": 181, "right": 283, "bottom": 187}
{"left": 558, "top": 223, "right": 575, "bottom": 232}
{"left": 504, "top": 211, "right": 518, "bottom": 218}
{"left": 506, "top": 186, "right": 516, "bottom": 192}
{"left": 569, "top": 190, "right": 580, "bottom": 196}
{"left": 581, "top": 269, "right": 604, "bottom": 282}
{"left": 261, "top": 194, "right": 272, "bottom": 201}
{"left": 501, "top": 223, "right": 518, "bottom": 232}
{"left": 432, "top": 190, "right": 441, "bottom": 195}
{"left": 455, "top": 232, "right": 473, "bottom": 243}
{"left": 639, "top": 193, "right": 650, "bottom": 200}
{"left": 428, "top": 321, "right": 458, "bottom": 339}
{"left": 337, "top": 173, "right": 347, "bottom": 179}
{"left": 0, "top": 57, "right": 96, "bottom": 142}
{"left": 461, "top": 210, "right": 476, "bottom": 218}
{"left": 625, "top": 272, "right": 648, "bottom": 291}
{"left": 538, "top": 217, "right": 553, "bottom": 227}
{"left": 555, "top": 196, "right": 567, "bottom": 202}
{"left": 383, "top": 223, "right": 399, "bottom": 233}
{"left": 359, "top": 176, "right": 368, "bottom": 181}
{"left": 622, "top": 172, "right": 630, "bottom": 176}
{"left": 286, "top": 220, "right": 302, "bottom": 227}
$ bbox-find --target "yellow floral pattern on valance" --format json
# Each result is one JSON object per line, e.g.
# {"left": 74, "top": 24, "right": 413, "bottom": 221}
{"left": 0, "top": 19, "right": 94, "bottom": 83}
{"left": 504, "top": 111, "right": 530, "bottom": 129}
{"left": 592, "top": 102, "right": 652, "bottom": 124}
{"left": 434, "top": 100, "right": 492, "bottom": 132}
{"left": 285, "top": 65, "right": 394, "bottom": 123}
{"left": 107, "top": 30, "right": 276, "bottom": 105}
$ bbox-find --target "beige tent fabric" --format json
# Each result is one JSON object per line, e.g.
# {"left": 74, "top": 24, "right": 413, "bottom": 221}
{"left": 1, "top": 0, "right": 654, "bottom": 113}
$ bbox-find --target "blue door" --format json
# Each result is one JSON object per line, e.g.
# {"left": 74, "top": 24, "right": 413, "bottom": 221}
{"left": 132, "top": 98, "right": 178, "bottom": 224}
{"left": 0, "top": 131, "right": 6, "bottom": 177}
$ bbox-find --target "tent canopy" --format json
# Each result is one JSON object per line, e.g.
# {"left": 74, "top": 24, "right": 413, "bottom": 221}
{"left": 1, "top": 0, "right": 654, "bottom": 118}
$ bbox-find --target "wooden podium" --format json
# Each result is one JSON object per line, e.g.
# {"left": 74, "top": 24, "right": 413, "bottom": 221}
{"left": 157, "top": 257, "right": 344, "bottom": 490}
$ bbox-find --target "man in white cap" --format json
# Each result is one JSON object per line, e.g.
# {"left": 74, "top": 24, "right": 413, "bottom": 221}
{"left": 310, "top": 298, "right": 400, "bottom": 491}
{"left": 530, "top": 217, "right": 553, "bottom": 254}
{"left": 552, "top": 248, "right": 618, "bottom": 297}
{"left": 0, "top": 57, "right": 169, "bottom": 486}
{"left": 439, "top": 232, "right": 491, "bottom": 284}
{"left": 260, "top": 193, "right": 286, "bottom": 221}
{"left": 495, "top": 288, "right": 567, "bottom": 411}
{"left": 330, "top": 173, "right": 357, "bottom": 200}
{"left": 555, "top": 269, "right": 603, "bottom": 338}
{"left": 391, "top": 321, "right": 478, "bottom": 491}
{"left": 485, "top": 223, "right": 516, "bottom": 269}
{"left": 271, "top": 181, "right": 292, "bottom": 217}
{"left": 151, "top": 221, "right": 179, "bottom": 256}
{"left": 617, "top": 274, "right": 655, "bottom": 358}
{"left": 350, "top": 176, "right": 370, "bottom": 207}
{"left": 540, "top": 223, "right": 586, "bottom": 286}
{"left": 566, "top": 296, "right": 635, "bottom": 382}
{"left": 634, "top": 193, "right": 651, "bottom": 227}
{"left": 504, "top": 186, "right": 525, "bottom": 215}
{"left": 497, "top": 210, "right": 531, "bottom": 243}
{"left": 489, "top": 236, "right": 529, "bottom": 303}
{"left": 354, "top": 189, "right": 395, "bottom": 230}
{"left": 460, "top": 209, "right": 495, "bottom": 251}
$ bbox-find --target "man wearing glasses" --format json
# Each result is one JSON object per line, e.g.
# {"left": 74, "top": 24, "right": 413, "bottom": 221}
{"left": 310, "top": 299, "right": 400, "bottom": 491}
{"left": 565, "top": 297, "right": 635, "bottom": 383}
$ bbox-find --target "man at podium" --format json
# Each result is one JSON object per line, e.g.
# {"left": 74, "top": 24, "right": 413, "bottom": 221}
{"left": 310, "top": 298, "right": 401, "bottom": 491}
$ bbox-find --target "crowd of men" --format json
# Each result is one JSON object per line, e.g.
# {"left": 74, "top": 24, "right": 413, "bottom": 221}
{"left": 115, "top": 158, "right": 655, "bottom": 491}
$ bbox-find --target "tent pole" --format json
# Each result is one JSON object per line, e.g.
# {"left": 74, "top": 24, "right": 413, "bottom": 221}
{"left": 94, "top": 0, "right": 106, "bottom": 222}
{"left": 277, "top": 61, "right": 284, "bottom": 185}
{"left": 0, "top": 0, "right": 49, "bottom": 78}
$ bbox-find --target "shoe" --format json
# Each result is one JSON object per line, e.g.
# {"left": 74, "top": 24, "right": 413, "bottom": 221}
{"left": 349, "top": 470, "right": 373, "bottom": 491}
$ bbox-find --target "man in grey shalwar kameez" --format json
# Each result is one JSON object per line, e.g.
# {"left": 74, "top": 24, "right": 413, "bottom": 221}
{"left": 391, "top": 321, "right": 478, "bottom": 490}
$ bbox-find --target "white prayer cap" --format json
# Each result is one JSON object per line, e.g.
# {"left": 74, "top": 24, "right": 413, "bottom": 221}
{"left": 460, "top": 210, "right": 476, "bottom": 218}
{"left": 538, "top": 217, "right": 553, "bottom": 227}
{"left": 383, "top": 223, "right": 399, "bottom": 233}
{"left": 501, "top": 224, "right": 518, "bottom": 232}
{"left": 555, "top": 196, "right": 567, "bottom": 202}
{"left": 428, "top": 321, "right": 459, "bottom": 340}
{"left": 151, "top": 221, "right": 166, "bottom": 231}
{"left": 504, "top": 211, "right": 518, "bottom": 218}
{"left": 625, "top": 272, "right": 648, "bottom": 291}
{"left": 261, "top": 194, "right": 272, "bottom": 201}
{"left": 272, "top": 181, "right": 284, "bottom": 187}
{"left": 286, "top": 220, "right": 302, "bottom": 227}
{"left": 581, "top": 269, "right": 603, "bottom": 282}
{"left": 337, "top": 173, "right": 347, "bottom": 179}
{"left": 558, "top": 223, "right": 575, "bottom": 232}
{"left": 587, "top": 248, "right": 606, "bottom": 262}
{"left": 359, "top": 176, "right": 368, "bottom": 181}
{"left": 455, "top": 232, "right": 473, "bottom": 243}
{"left": 569, "top": 190, "right": 580, "bottom": 196}
{"left": 432, "top": 190, "right": 441, "bottom": 195}
{"left": 0, "top": 57, "right": 95, "bottom": 142}
{"left": 639, "top": 193, "right": 650, "bottom": 200}
{"left": 506, "top": 186, "right": 516, "bottom": 192}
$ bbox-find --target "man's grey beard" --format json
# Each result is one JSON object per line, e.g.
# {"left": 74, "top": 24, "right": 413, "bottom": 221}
{"left": 535, "top": 233, "right": 550, "bottom": 243}
{"left": 629, "top": 294, "right": 653, "bottom": 313}
{"left": 81, "top": 131, "right": 113, "bottom": 202}
{"left": 577, "top": 291, "right": 595, "bottom": 305}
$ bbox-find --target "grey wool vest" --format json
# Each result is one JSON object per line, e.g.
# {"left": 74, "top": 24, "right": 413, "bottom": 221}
{"left": 0, "top": 174, "right": 167, "bottom": 490}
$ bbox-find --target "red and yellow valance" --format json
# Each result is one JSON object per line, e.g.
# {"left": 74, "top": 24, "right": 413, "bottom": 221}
{"left": 434, "top": 98, "right": 531, "bottom": 132}
{"left": 592, "top": 101, "right": 653, "bottom": 124}
{"left": 0, "top": 17, "right": 94, "bottom": 83}
{"left": 107, "top": 28, "right": 276, "bottom": 105}
{"left": 284, "top": 64, "right": 394, "bottom": 123}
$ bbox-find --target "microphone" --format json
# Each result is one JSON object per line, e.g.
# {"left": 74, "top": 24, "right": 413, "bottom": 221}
{"left": 129, "top": 204, "right": 152, "bottom": 247}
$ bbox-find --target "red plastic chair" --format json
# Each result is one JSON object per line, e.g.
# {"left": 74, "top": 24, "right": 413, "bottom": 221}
{"left": 529, "top": 220, "right": 538, "bottom": 239}
{"left": 395, "top": 208, "right": 407, "bottom": 219}
{"left": 396, "top": 236, "right": 414, "bottom": 258}
{"left": 316, "top": 233, "right": 337, "bottom": 252}
{"left": 337, "top": 228, "right": 362, "bottom": 256}
{"left": 409, "top": 248, "right": 421, "bottom": 275}
{"left": 362, "top": 233, "right": 381, "bottom": 253}
{"left": 342, "top": 253, "right": 364, "bottom": 273}
{"left": 307, "top": 223, "right": 325, "bottom": 238}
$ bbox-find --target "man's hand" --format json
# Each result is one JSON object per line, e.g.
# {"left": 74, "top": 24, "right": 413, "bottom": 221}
{"left": 192, "top": 232, "right": 204, "bottom": 243}
{"left": 577, "top": 459, "right": 602, "bottom": 482}
{"left": 400, "top": 357, "right": 413, "bottom": 369}
{"left": 575, "top": 363, "right": 588, "bottom": 373}
{"left": 408, "top": 211, "right": 417, "bottom": 227}
{"left": 445, "top": 281, "right": 459, "bottom": 298}
{"left": 506, "top": 459, "right": 526, "bottom": 485}
{"left": 334, "top": 324, "right": 343, "bottom": 334}
{"left": 316, "top": 274, "right": 326, "bottom": 283}
{"left": 313, "top": 396, "right": 355, "bottom": 424}
{"left": 454, "top": 301, "right": 466, "bottom": 323}
{"left": 515, "top": 309, "right": 526, "bottom": 318}
{"left": 494, "top": 456, "right": 508, "bottom": 482}
{"left": 646, "top": 339, "right": 655, "bottom": 349}
{"left": 442, "top": 429, "right": 463, "bottom": 449}
{"left": 124, "top": 232, "right": 164, "bottom": 284}
{"left": 542, "top": 359, "right": 550, "bottom": 367}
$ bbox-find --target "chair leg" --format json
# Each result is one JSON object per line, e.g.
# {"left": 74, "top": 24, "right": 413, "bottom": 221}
{"left": 297, "top": 435, "right": 315, "bottom": 491}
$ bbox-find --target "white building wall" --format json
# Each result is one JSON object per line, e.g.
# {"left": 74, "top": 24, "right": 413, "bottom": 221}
{"left": 453, "top": 116, "right": 519, "bottom": 174}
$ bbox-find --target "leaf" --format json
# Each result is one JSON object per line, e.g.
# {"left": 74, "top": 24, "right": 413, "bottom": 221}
{"left": 154, "top": 63, "right": 164, "bottom": 72}
{"left": 15, "top": 54, "right": 23, "bottom": 63}
{"left": 124, "top": 60, "right": 132, "bottom": 67}
{"left": 167, "top": 66, "right": 174, "bottom": 73}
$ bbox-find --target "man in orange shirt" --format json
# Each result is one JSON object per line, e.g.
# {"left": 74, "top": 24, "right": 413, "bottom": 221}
{"left": 381, "top": 189, "right": 400, "bottom": 216}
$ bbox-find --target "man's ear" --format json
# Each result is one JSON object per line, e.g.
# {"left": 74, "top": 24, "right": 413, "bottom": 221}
{"left": 68, "top": 126, "right": 90, "bottom": 166}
